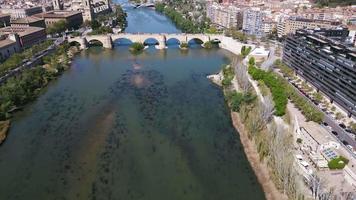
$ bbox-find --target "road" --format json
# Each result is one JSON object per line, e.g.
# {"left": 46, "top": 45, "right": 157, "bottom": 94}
{"left": 285, "top": 74, "right": 356, "bottom": 150}
{"left": 0, "top": 37, "right": 65, "bottom": 84}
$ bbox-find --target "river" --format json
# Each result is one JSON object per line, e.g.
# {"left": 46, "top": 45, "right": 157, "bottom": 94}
{"left": 0, "top": 1, "right": 265, "bottom": 199}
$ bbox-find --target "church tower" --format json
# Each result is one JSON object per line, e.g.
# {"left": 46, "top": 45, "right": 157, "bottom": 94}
{"left": 53, "top": 0, "right": 64, "bottom": 10}
{"left": 82, "top": 0, "right": 94, "bottom": 22}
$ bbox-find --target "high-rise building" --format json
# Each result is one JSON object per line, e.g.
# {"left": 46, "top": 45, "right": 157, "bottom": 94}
{"left": 242, "top": 8, "right": 264, "bottom": 36}
{"left": 283, "top": 28, "right": 356, "bottom": 116}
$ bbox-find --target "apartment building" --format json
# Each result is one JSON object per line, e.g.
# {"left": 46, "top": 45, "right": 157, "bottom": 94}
{"left": 277, "top": 17, "right": 342, "bottom": 38}
{"left": 242, "top": 8, "right": 264, "bottom": 36}
{"left": 283, "top": 28, "right": 356, "bottom": 116}
{"left": 206, "top": 2, "right": 243, "bottom": 29}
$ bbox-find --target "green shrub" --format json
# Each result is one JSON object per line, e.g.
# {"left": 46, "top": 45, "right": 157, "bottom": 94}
{"left": 204, "top": 41, "right": 213, "bottom": 49}
{"left": 129, "top": 42, "right": 144, "bottom": 53}
{"left": 328, "top": 156, "right": 349, "bottom": 169}
{"left": 222, "top": 65, "right": 234, "bottom": 87}
{"left": 241, "top": 46, "right": 252, "bottom": 58}
{"left": 226, "top": 91, "right": 256, "bottom": 112}
{"left": 248, "top": 65, "right": 287, "bottom": 116}
{"left": 180, "top": 42, "right": 189, "bottom": 49}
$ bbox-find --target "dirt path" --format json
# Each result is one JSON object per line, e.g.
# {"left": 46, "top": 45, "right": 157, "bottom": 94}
{"left": 230, "top": 112, "right": 288, "bottom": 200}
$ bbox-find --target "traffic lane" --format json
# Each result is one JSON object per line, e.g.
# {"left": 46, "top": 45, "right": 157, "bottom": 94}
{"left": 286, "top": 77, "right": 356, "bottom": 149}
{"left": 324, "top": 116, "right": 356, "bottom": 148}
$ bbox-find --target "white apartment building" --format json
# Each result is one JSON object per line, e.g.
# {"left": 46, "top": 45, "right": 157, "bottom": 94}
{"left": 242, "top": 8, "right": 264, "bottom": 36}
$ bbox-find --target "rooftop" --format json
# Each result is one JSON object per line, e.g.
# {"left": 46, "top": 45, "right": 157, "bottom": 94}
{"left": 11, "top": 16, "right": 43, "bottom": 24}
{"left": 0, "top": 26, "right": 44, "bottom": 37}
{"left": 33, "top": 10, "right": 82, "bottom": 19}
{"left": 0, "top": 14, "right": 10, "bottom": 18}
{"left": 0, "top": 38, "right": 15, "bottom": 48}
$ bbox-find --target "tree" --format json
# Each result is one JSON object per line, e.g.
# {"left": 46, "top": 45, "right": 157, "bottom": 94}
{"left": 248, "top": 57, "right": 255, "bottom": 67}
{"left": 47, "top": 20, "right": 68, "bottom": 35}
{"left": 91, "top": 19, "right": 101, "bottom": 30}
{"left": 335, "top": 112, "right": 343, "bottom": 120}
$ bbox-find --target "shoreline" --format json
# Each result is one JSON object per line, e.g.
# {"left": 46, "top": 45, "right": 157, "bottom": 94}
{"left": 230, "top": 112, "right": 287, "bottom": 200}
{"left": 209, "top": 72, "right": 286, "bottom": 200}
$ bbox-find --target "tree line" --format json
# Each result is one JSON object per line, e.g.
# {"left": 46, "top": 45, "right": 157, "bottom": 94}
{"left": 0, "top": 40, "right": 53, "bottom": 77}
{"left": 155, "top": 3, "right": 210, "bottom": 33}
{"left": 248, "top": 58, "right": 324, "bottom": 123}
{"left": 0, "top": 43, "right": 71, "bottom": 120}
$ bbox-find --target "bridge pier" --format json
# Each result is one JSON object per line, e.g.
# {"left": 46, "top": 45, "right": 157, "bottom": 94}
{"left": 102, "top": 36, "right": 113, "bottom": 49}
{"left": 79, "top": 38, "right": 87, "bottom": 50}
{"left": 156, "top": 35, "right": 166, "bottom": 49}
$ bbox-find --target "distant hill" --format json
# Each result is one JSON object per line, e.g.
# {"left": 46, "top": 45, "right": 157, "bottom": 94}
{"left": 315, "top": 0, "right": 356, "bottom": 7}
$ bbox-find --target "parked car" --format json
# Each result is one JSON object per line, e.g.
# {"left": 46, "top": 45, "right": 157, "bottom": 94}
{"left": 331, "top": 131, "right": 338, "bottom": 136}
{"left": 339, "top": 123, "right": 346, "bottom": 129}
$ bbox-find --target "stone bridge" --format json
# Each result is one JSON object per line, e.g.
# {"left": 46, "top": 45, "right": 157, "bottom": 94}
{"left": 68, "top": 33, "right": 224, "bottom": 49}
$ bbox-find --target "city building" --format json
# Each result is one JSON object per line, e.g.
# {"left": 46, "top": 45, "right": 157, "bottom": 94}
{"left": 33, "top": 10, "right": 83, "bottom": 29}
{"left": 0, "top": 26, "right": 46, "bottom": 48}
{"left": 206, "top": 2, "right": 243, "bottom": 29}
{"left": 0, "top": 33, "right": 21, "bottom": 61}
{"left": 283, "top": 28, "right": 356, "bottom": 117}
{"left": 261, "top": 20, "right": 276, "bottom": 35}
{"left": 63, "top": 0, "right": 111, "bottom": 22}
{"left": 242, "top": 8, "right": 264, "bottom": 36}
{"left": 11, "top": 16, "right": 46, "bottom": 28}
{"left": 277, "top": 17, "right": 342, "bottom": 38}
{"left": 0, "top": 14, "right": 11, "bottom": 27}
{"left": 0, "top": 6, "right": 43, "bottom": 20}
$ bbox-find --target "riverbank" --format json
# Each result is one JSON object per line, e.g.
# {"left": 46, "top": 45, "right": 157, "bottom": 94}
{"left": 0, "top": 43, "right": 79, "bottom": 144}
{"left": 209, "top": 72, "right": 286, "bottom": 200}
{"left": 230, "top": 112, "right": 287, "bottom": 200}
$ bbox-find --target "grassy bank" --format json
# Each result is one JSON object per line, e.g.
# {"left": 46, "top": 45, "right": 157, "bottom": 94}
{"left": 248, "top": 60, "right": 323, "bottom": 123}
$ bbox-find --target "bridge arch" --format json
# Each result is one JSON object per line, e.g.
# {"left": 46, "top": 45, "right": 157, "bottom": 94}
{"left": 113, "top": 38, "right": 134, "bottom": 46}
{"left": 69, "top": 40, "right": 82, "bottom": 48}
{"left": 166, "top": 38, "right": 180, "bottom": 46}
{"left": 187, "top": 38, "right": 204, "bottom": 46}
{"left": 143, "top": 38, "right": 160, "bottom": 46}
{"left": 87, "top": 39, "right": 104, "bottom": 47}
